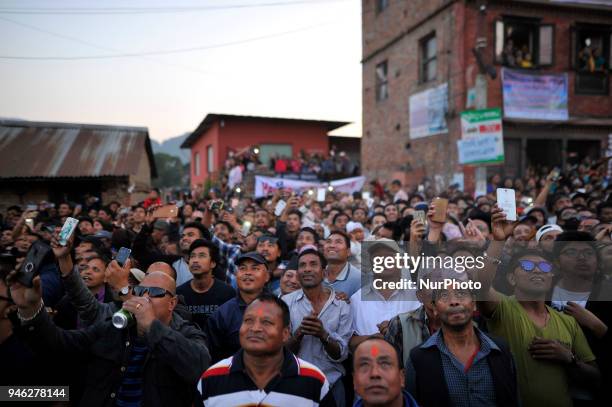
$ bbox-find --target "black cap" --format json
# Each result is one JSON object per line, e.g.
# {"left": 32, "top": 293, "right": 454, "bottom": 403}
{"left": 236, "top": 252, "right": 268, "bottom": 268}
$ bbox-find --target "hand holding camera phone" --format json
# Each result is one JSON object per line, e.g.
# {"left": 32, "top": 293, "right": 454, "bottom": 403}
{"left": 496, "top": 188, "right": 517, "bottom": 221}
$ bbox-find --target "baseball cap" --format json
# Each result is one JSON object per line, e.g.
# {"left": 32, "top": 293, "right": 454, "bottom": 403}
{"left": 535, "top": 224, "right": 563, "bottom": 242}
{"left": 153, "top": 220, "right": 169, "bottom": 232}
{"left": 236, "top": 252, "right": 268, "bottom": 268}
{"left": 346, "top": 221, "right": 364, "bottom": 233}
{"left": 94, "top": 230, "right": 113, "bottom": 240}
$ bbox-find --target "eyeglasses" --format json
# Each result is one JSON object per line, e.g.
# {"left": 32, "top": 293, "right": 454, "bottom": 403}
{"left": 560, "top": 248, "right": 596, "bottom": 259}
{"left": 518, "top": 260, "right": 553, "bottom": 273}
{"left": 132, "top": 286, "right": 174, "bottom": 298}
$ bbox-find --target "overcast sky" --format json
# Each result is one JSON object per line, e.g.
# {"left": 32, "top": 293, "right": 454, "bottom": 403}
{"left": 0, "top": 0, "right": 361, "bottom": 142}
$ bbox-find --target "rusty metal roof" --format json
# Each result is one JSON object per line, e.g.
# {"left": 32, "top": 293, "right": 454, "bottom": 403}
{"left": 181, "top": 113, "right": 351, "bottom": 148}
{"left": 0, "top": 120, "right": 157, "bottom": 179}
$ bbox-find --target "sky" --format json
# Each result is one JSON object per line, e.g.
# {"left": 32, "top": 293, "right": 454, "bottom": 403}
{"left": 0, "top": 0, "right": 362, "bottom": 143}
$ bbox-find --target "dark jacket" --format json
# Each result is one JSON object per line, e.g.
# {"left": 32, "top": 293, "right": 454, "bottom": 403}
{"left": 131, "top": 223, "right": 180, "bottom": 271}
{"left": 60, "top": 265, "right": 193, "bottom": 326}
{"left": 409, "top": 332, "right": 518, "bottom": 407}
{"left": 20, "top": 310, "right": 210, "bottom": 407}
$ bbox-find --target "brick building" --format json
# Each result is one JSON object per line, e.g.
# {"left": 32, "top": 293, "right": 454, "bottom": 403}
{"left": 181, "top": 114, "right": 350, "bottom": 188}
{"left": 362, "top": 0, "right": 612, "bottom": 192}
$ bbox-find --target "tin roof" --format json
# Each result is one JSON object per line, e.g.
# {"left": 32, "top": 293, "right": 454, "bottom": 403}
{"left": 0, "top": 120, "right": 157, "bottom": 179}
{"left": 181, "top": 113, "right": 351, "bottom": 148}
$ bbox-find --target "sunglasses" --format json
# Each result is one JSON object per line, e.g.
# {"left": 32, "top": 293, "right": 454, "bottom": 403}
{"left": 132, "top": 286, "right": 174, "bottom": 298}
{"left": 518, "top": 259, "right": 553, "bottom": 273}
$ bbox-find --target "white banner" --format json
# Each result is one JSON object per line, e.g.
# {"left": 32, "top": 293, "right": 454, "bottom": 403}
{"left": 409, "top": 83, "right": 449, "bottom": 139}
{"left": 255, "top": 176, "right": 366, "bottom": 198}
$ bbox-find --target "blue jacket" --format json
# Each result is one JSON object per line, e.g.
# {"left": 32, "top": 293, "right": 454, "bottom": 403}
{"left": 353, "top": 390, "right": 419, "bottom": 407}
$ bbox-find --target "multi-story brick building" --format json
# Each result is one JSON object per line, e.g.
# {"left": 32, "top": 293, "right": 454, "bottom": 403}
{"left": 362, "top": 0, "right": 612, "bottom": 192}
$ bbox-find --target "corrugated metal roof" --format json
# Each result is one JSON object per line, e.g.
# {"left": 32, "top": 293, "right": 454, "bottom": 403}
{"left": 181, "top": 113, "right": 352, "bottom": 148}
{"left": 0, "top": 120, "right": 157, "bottom": 179}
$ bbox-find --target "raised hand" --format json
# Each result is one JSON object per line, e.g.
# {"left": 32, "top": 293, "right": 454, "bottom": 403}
{"left": 490, "top": 204, "right": 515, "bottom": 241}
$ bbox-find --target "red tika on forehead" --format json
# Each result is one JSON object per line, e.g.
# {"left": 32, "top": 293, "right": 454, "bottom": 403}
{"left": 371, "top": 345, "right": 379, "bottom": 357}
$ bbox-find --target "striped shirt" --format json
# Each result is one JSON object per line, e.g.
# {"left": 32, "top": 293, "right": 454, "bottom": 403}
{"left": 198, "top": 348, "right": 336, "bottom": 407}
{"left": 114, "top": 337, "right": 148, "bottom": 407}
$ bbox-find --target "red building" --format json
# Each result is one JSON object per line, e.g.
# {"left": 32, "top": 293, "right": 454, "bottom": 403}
{"left": 362, "top": 0, "right": 612, "bottom": 190}
{"left": 181, "top": 114, "right": 349, "bottom": 188}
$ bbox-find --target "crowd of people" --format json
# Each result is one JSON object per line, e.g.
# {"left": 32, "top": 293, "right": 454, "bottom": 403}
{"left": 0, "top": 159, "right": 611, "bottom": 406}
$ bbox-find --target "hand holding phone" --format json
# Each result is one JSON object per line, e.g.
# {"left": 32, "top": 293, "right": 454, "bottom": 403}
{"left": 431, "top": 198, "right": 449, "bottom": 223}
{"left": 115, "top": 247, "right": 132, "bottom": 267}
{"left": 59, "top": 217, "right": 79, "bottom": 246}
{"left": 152, "top": 204, "right": 178, "bottom": 219}
{"left": 496, "top": 188, "right": 517, "bottom": 221}
{"left": 414, "top": 210, "right": 427, "bottom": 225}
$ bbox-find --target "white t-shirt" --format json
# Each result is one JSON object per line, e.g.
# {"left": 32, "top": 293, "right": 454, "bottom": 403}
{"left": 350, "top": 286, "right": 420, "bottom": 336}
{"left": 551, "top": 285, "right": 590, "bottom": 311}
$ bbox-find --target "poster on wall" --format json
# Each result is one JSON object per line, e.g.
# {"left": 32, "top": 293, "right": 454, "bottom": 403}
{"left": 457, "top": 108, "right": 505, "bottom": 165}
{"left": 409, "top": 83, "right": 449, "bottom": 139}
{"left": 502, "top": 68, "right": 568, "bottom": 121}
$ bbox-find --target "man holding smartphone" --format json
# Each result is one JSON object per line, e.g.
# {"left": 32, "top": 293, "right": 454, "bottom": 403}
{"left": 8, "top": 270, "right": 210, "bottom": 407}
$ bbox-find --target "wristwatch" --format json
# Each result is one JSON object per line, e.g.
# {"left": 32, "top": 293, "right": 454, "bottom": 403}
{"left": 483, "top": 251, "right": 502, "bottom": 265}
{"left": 118, "top": 286, "right": 131, "bottom": 296}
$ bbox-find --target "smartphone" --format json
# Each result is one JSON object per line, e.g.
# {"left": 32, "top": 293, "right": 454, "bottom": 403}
{"left": 210, "top": 200, "right": 224, "bottom": 213}
{"left": 496, "top": 188, "right": 517, "bottom": 221}
{"left": 242, "top": 221, "right": 252, "bottom": 236}
{"left": 362, "top": 191, "right": 371, "bottom": 201}
{"left": 432, "top": 198, "right": 449, "bottom": 223}
{"left": 175, "top": 200, "right": 184, "bottom": 208}
{"left": 414, "top": 210, "right": 427, "bottom": 225}
{"left": 152, "top": 204, "right": 178, "bottom": 218}
{"left": 26, "top": 204, "right": 37, "bottom": 211}
{"left": 316, "top": 188, "right": 327, "bottom": 202}
{"left": 59, "top": 217, "right": 79, "bottom": 246}
{"left": 274, "top": 200, "right": 287, "bottom": 217}
{"left": 115, "top": 247, "right": 132, "bottom": 267}
{"left": 17, "top": 241, "right": 52, "bottom": 288}
{"left": 231, "top": 198, "right": 239, "bottom": 209}
{"left": 551, "top": 167, "right": 561, "bottom": 181}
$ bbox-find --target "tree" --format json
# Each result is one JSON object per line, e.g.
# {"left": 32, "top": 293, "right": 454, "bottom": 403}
{"left": 152, "top": 153, "right": 186, "bottom": 189}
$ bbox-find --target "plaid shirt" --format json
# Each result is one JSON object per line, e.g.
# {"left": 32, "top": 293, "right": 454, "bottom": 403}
{"left": 407, "top": 328, "right": 498, "bottom": 407}
{"left": 211, "top": 234, "right": 241, "bottom": 284}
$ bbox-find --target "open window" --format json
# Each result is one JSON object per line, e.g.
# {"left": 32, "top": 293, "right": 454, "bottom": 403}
{"left": 571, "top": 23, "right": 611, "bottom": 95}
{"left": 494, "top": 17, "right": 554, "bottom": 69}
{"left": 375, "top": 60, "right": 389, "bottom": 102}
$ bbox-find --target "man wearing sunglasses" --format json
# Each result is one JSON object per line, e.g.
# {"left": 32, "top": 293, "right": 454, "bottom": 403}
{"left": 8, "top": 271, "right": 210, "bottom": 407}
{"left": 477, "top": 204, "right": 600, "bottom": 407}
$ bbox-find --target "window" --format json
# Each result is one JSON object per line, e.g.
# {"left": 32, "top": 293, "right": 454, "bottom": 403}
{"left": 375, "top": 61, "right": 388, "bottom": 101}
{"left": 194, "top": 152, "right": 200, "bottom": 176}
{"left": 376, "top": 0, "right": 389, "bottom": 14}
{"left": 572, "top": 24, "right": 611, "bottom": 95}
{"left": 207, "top": 145, "right": 214, "bottom": 173}
{"left": 420, "top": 33, "right": 437, "bottom": 83}
{"left": 494, "top": 18, "right": 554, "bottom": 68}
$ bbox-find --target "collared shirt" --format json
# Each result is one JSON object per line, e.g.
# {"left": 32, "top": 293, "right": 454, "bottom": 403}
{"left": 385, "top": 306, "right": 433, "bottom": 366}
{"left": 350, "top": 285, "right": 420, "bottom": 336}
{"left": 281, "top": 288, "right": 353, "bottom": 385}
{"left": 206, "top": 294, "right": 248, "bottom": 363}
{"left": 324, "top": 262, "right": 362, "bottom": 298}
{"left": 198, "top": 347, "right": 335, "bottom": 407}
{"left": 211, "top": 233, "right": 241, "bottom": 284}
{"left": 407, "top": 328, "right": 498, "bottom": 407}
{"left": 172, "top": 257, "right": 193, "bottom": 287}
